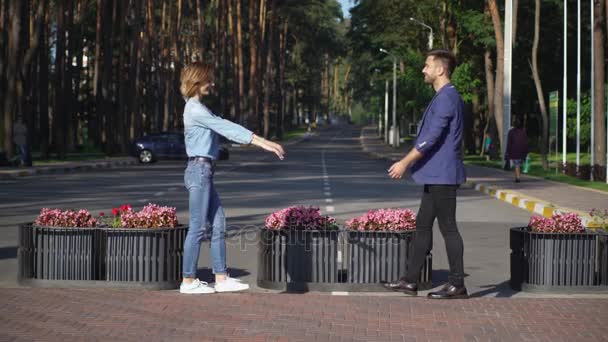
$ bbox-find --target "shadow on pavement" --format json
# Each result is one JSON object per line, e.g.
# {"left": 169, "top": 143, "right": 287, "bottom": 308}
{"left": 196, "top": 267, "right": 250, "bottom": 283}
{"left": 468, "top": 280, "right": 517, "bottom": 298}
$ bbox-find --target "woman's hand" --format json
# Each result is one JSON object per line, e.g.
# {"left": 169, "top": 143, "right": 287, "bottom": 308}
{"left": 251, "top": 134, "right": 285, "bottom": 160}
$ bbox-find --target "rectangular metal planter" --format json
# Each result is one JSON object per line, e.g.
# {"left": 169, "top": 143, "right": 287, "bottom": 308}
{"left": 510, "top": 227, "right": 607, "bottom": 292}
{"left": 104, "top": 226, "right": 187, "bottom": 288}
{"left": 18, "top": 223, "right": 101, "bottom": 281}
{"left": 258, "top": 229, "right": 340, "bottom": 291}
{"left": 345, "top": 230, "right": 432, "bottom": 289}
{"left": 599, "top": 232, "right": 608, "bottom": 286}
{"left": 18, "top": 223, "right": 187, "bottom": 289}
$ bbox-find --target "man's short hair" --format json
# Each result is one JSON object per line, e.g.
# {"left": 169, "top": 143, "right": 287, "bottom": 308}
{"left": 426, "top": 49, "right": 457, "bottom": 77}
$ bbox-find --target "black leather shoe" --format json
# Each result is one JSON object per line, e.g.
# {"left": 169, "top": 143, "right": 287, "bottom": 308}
{"left": 382, "top": 279, "right": 418, "bottom": 296}
{"left": 427, "top": 284, "right": 468, "bottom": 299}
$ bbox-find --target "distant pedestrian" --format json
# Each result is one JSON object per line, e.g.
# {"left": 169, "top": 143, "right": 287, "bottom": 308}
{"left": 505, "top": 117, "right": 528, "bottom": 183}
{"left": 13, "top": 118, "right": 31, "bottom": 167}
{"left": 179, "top": 62, "right": 285, "bottom": 294}
{"left": 384, "top": 49, "right": 468, "bottom": 299}
{"left": 482, "top": 132, "right": 492, "bottom": 161}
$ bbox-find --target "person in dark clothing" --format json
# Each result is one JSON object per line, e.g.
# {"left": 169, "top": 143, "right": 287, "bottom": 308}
{"left": 505, "top": 117, "right": 528, "bottom": 183}
{"left": 383, "top": 49, "right": 468, "bottom": 299}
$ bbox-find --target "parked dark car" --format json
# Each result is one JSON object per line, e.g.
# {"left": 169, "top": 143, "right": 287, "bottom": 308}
{"left": 131, "top": 132, "right": 229, "bottom": 163}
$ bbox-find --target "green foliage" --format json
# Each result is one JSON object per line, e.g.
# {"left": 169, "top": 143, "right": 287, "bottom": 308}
{"left": 396, "top": 49, "right": 433, "bottom": 115}
{"left": 350, "top": 101, "right": 370, "bottom": 124}
{"left": 451, "top": 61, "right": 482, "bottom": 103}
{"left": 283, "top": 0, "right": 347, "bottom": 111}
{"left": 455, "top": 9, "right": 495, "bottom": 48}
{"left": 566, "top": 94, "right": 591, "bottom": 147}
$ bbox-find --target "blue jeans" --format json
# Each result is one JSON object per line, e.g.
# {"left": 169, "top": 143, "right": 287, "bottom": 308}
{"left": 182, "top": 160, "right": 227, "bottom": 278}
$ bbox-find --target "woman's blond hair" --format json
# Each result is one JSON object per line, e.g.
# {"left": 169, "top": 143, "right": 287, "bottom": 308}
{"left": 180, "top": 62, "right": 213, "bottom": 98}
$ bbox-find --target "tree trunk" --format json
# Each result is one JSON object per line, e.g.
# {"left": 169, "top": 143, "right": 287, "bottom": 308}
{"left": 101, "top": 0, "right": 114, "bottom": 152}
{"left": 228, "top": 0, "right": 237, "bottom": 120}
{"left": 53, "top": 0, "right": 67, "bottom": 158}
{"left": 219, "top": 0, "right": 229, "bottom": 118}
{"left": 196, "top": 0, "right": 205, "bottom": 59}
{"left": 262, "top": 0, "right": 275, "bottom": 138}
{"left": 594, "top": 0, "right": 606, "bottom": 172}
{"left": 275, "top": 18, "right": 287, "bottom": 139}
{"left": 65, "top": 0, "right": 76, "bottom": 152}
{"left": 2, "top": 0, "right": 23, "bottom": 158}
{"left": 0, "top": 0, "right": 6, "bottom": 133}
{"left": 248, "top": 0, "right": 259, "bottom": 130}
{"left": 257, "top": 0, "right": 267, "bottom": 131}
{"left": 73, "top": 0, "right": 84, "bottom": 147}
{"left": 91, "top": 0, "right": 103, "bottom": 146}
{"left": 172, "top": 0, "right": 183, "bottom": 130}
{"left": 161, "top": 0, "right": 171, "bottom": 131}
{"left": 128, "top": 0, "right": 143, "bottom": 143}
{"left": 20, "top": 0, "right": 45, "bottom": 163}
{"left": 117, "top": 0, "right": 129, "bottom": 152}
{"left": 235, "top": 0, "right": 245, "bottom": 124}
{"left": 512, "top": 0, "right": 518, "bottom": 46}
{"left": 39, "top": 7, "right": 50, "bottom": 158}
{"left": 531, "top": 0, "right": 549, "bottom": 170}
{"left": 487, "top": 0, "right": 504, "bottom": 152}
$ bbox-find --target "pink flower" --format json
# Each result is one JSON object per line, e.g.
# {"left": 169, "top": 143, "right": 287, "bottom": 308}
{"left": 265, "top": 206, "right": 338, "bottom": 230}
{"left": 35, "top": 208, "right": 98, "bottom": 228}
{"left": 528, "top": 212, "right": 584, "bottom": 233}
{"left": 345, "top": 208, "right": 416, "bottom": 231}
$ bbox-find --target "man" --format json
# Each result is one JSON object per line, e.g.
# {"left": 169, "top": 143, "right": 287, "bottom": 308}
{"left": 384, "top": 49, "right": 467, "bottom": 299}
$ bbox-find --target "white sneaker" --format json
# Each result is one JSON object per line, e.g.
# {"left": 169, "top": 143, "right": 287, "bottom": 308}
{"left": 180, "top": 279, "right": 216, "bottom": 294}
{"left": 214, "top": 277, "right": 250, "bottom": 293}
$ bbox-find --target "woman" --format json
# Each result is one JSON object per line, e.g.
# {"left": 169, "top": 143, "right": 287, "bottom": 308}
{"left": 179, "top": 62, "right": 285, "bottom": 294}
{"left": 505, "top": 117, "right": 528, "bottom": 183}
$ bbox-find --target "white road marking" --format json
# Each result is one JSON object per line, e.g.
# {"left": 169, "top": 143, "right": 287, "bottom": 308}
{"left": 326, "top": 206, "right": 334, "bottom": 212}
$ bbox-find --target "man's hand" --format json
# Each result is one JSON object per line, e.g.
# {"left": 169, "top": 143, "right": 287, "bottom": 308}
{"left": 388, "top": 160, "right": 409, "bottom": 179}
{"left": 387, "top": 147, "right": 423, "bottom": 179}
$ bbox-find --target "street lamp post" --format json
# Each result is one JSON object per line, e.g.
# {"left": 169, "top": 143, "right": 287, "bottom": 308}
{"left": 385, "top": 79, "right": 389, "bottom": 143}
{"left": 380, "top": 48, "right": 399, "bottom": 147}
{"left": 409, "top": 17, "right": 433, "bottom": 50}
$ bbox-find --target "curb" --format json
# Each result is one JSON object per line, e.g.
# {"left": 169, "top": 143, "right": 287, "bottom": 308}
{"left": 358, "top": 126, "right": 601, "bottom": 229}
{"left": 470, "top": 182, "right": 599, "bottom": 228}
{"left": 0, "top": 158, "right": 138, "bottom": 180}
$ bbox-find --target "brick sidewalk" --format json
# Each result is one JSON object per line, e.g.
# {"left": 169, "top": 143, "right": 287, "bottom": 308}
{"left": 1, "top": 288, "right": 607, "bottom": 341}
{"left": 359, "top": 126, "right": 608, "bottom": 223}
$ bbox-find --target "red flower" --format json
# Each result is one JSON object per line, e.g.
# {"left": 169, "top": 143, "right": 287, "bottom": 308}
{"left": 100, "top": 212, "right": 105, "bottom": 217}
{"left": 112, "top": 208, "right": 119, "bottom": 216}
{"left": 121, "top": 204, "right": 132, "bottom": 212}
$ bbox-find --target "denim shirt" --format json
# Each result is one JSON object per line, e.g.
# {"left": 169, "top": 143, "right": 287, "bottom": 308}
{"left": 183, "top": 97, "right": 253, "bottom": 159}
{"left": 410, "top": 83, "right": 466, "bottom": 185}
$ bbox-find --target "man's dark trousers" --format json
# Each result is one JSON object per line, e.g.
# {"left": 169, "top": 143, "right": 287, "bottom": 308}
{"left": 405, "top": 184, "right": 465, "bottom": 287}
